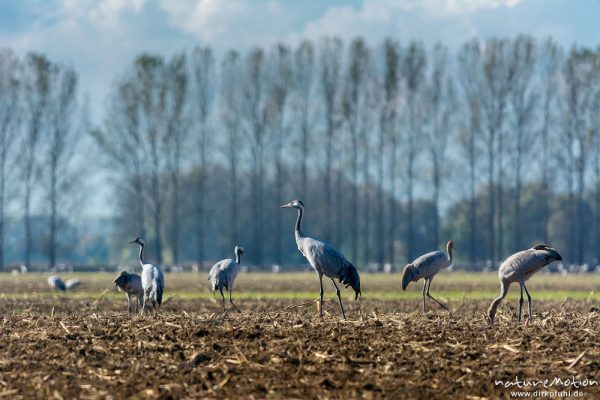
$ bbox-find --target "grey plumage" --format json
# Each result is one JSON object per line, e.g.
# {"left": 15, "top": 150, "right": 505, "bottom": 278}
{"left": 208, "top": 245, "right": 244, "bottom": 312}
{"left": 281, "top": 199, "right": 361, "bottom": 319}
{"left": 65, "top": 278, "right": 81, "bottom": 291}
{"left": 48, "top": 275, "right": 66, "bottom": 292}
{"left": 130, "top": 237, "right": 165, "bottom": 315}
{"left": 402, "top": 241, "right": 454, "bottom": 312}
{"left": 487, "top": 243, "right": 562, "bottom": 324}
{"left": 114, "top": 271, "right": 144, "bottom": 315}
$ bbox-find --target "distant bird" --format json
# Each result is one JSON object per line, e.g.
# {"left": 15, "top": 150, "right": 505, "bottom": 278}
{"left": 114, "top": 271, "right": 144, "bottom": 316}
{"left": 281, "top": 199, "right": 361, "bottom": 319}
{"left": 48, "top": 275, "right": 66, "bottom": 292}
{"left": 65, "top": 278, "right": 81, "bottom": 291}
{"left": 208, "top": 246, "right": 245, "bottom": 312}
{"left": 487, "top": 244, "right": 562, "bottom": 325}
{"left": 402, "top": 241, "right": 455, "bottom": 312}
{"left": 130, "top": 237, "right": 164, "bottom": 315}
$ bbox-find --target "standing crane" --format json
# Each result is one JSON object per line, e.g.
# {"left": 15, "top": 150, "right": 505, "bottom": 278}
{"left": 402, "top": 241, "right": 454, "bottom": 312}
{"left": 130, "top": 237, "right": 164, "bottom": 315}
{"left": 281, "top": 199, "right": 361, "bottom": 319}
{"left": 487, "top": 244, "right": 562, "bottom": 325}
{"left": 114, "top": 271, "right": 144, "bottom": 315}
{"left": 208, "top": 245, "right": 244, "bottom": 312}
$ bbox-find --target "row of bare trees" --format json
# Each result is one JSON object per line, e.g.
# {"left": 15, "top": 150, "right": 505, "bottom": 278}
{"left": 0, "top": 49, "right": 85, "bottom": 270}
{"left": 1, "top": 35, "right": 600, "bottom": 269}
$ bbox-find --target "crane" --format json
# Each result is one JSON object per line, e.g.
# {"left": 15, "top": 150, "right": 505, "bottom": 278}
{"left": 130, "top": 237, "right": 164, "bottom": 315}
{"left": 402, "top": 241, "right": 454, "bottom": 312}
{"left": 48, "top": 275, "right": 66, "bottom": 292}
{"left": 281, "top": 199, "right": 361, "bottom": 319}
{"left": 208, "top": 245, "right": 244, "bottom": 312}
{"left": 487, "top": 243, "right": 562, "bottom": 325}
{"left": 114, "top": 271, "right": 144, "bottom": 315}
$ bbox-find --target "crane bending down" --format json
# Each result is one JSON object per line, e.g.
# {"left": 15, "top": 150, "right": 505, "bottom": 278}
{"left": 281, "top": 199, "right": 361, "bottom": 319}
{"left": 487, "top": 244, "right": 562, "bottom": 325}
{"left": 114, "top": 271, "right": 144, "bottom": 315}
{"left": 130, "top": 237, "right": 164, "bottom": 315}
{"left": 402, "top": 241, "right": 454, "bottom": 312}
{"left": 48, "top": 276, "right": 80, "bottom": 292}
{"left": 208, "top": 246, "right": 244, "bottom": 312}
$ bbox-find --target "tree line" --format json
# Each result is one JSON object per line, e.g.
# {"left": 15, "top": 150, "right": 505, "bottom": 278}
{"left": 1, "top": 35, "right": 600, "bottom": 270}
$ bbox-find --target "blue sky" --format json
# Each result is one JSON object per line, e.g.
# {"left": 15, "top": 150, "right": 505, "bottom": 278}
{"left": 1, "top": 0, "right": 599, "bottom": 123}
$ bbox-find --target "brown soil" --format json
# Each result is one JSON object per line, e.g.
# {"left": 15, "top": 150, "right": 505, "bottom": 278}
{"left": 1, "top": 298, "right": 599, "bottom": 399}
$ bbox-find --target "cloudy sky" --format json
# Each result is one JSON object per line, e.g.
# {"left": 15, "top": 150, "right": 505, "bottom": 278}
{"left": 1, "top": 0, "right": 599, "bottom": 122}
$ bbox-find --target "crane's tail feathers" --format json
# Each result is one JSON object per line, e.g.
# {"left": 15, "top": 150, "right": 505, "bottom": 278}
{"left": 402, "top": 264, "right": 415, "bottom": 290}
{"left": 339, "top": 263, "right": 361, "bottom": 300}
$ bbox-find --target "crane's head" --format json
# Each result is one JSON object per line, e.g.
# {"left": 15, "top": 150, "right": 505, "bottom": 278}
{"left": 129, "top": 237, "right": 145, "bottom": 246}
{"left": 234, "top": 246, "right": 245, "bottom": 256}
{"left": 401, "top": 264, "right": 416, "bottom": 290}
{"left": 280, "top": 199, "right": 304, "bottom": 210}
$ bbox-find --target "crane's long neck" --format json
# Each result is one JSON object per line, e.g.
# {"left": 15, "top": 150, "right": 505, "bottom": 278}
{"left": 295, "top": 207, "right": 304, "bottom": 237}
{"left": 235, "top": 252, "right": 241, "bottom": 264}
{"left": 447, "top": 243, "right": 453, "bottom": 262}
{"left": 487, "top": 280, "right": 508, "bottom": 323}
{"left": 138, "top": 243, "right": 145, "bottom": 267}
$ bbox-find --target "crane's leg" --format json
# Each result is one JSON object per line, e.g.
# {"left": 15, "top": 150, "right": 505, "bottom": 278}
{"left": 229, "top": 285, "right": 241, "bottom": 313}
{"left": 426, "top": 277, "right": 448, "bottom": 310}
{"left": 422, "top": 279, "right": 428, "bottom": 312}
{"left": 219, "top": 286, "right": 226, "bottom": 312}
{"left": 140, "top": 296, "right": 146, "bottom": 316}
{"left": 331, "top": 279, "right": 346, "bottom": 320}
{"left": 523, "top": 283, "right": 532, "bottom": 323}
{"left": 127, "top": 293, "right": 132, "bottom": 316}
{"left": 318, "top": 273, "right": 324, "bottom": 317}
{"left": 518, "top": 283, "right": 524, "bottom": 322}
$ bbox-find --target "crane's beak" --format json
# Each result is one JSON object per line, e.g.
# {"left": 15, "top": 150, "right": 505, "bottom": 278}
{"left": 280, "top": 202, "right": 292, "bottom": 208}
{"left": 129, "top": 239, "right": 137, "bottom": 244}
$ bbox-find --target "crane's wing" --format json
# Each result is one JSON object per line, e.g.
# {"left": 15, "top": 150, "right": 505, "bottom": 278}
{"left": 412, "top": 251, "right": 448, "bottom": 281}
{"left": 303, "top": 238, "right": 361, "bottom": 299}
{"left": 500, "top": 249, "right": 557, "bottom": 282}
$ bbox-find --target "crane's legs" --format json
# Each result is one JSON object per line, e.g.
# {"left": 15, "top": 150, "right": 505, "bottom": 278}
{"left": 426, "top": 279, "right": 448, "bottom": 310}
{"left": 127, "top": 293, "right": 132, "bottom": 316}
{"left": 219, "top": 287, "right": 226, "bottom": 312}
{"left": 523, "top": 284, "right": 532, "bottom": 323}
{"left": 318, "top": 273, "right": 324, "bottom": 317}
{"left": 140, "top": 296, "right": 146, "bottom": 316}
{"left": 331, "top": 279, "right": 346, "bottom": 320}
{"left": 518, "top": 284, "right": 524, "bottom": 322}
{"left": 422, "top": 279, "right": 428, "bottom": 312}
{"left": 229, "top": 286, "right": 241, "bottom": 313}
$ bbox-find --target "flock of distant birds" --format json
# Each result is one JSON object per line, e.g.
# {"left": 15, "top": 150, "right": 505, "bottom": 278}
{"left": 47, "top": 199, "right": 564, "bottom": 325}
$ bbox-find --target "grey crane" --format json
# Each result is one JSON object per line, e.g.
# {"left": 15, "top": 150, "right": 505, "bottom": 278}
{"left": 487, "top": 244, "right": 562, "bottom": 325}
{"left": 130, "top": 237, "right": 164, "bottom": 315}
{"left": 281, "top": 199, "right": 361, "bottom": 319}
{"left": 402, "top": 241, "right": 455, "bottom": 312}
{"left": 114, "top": 271, "right": 144, "bottom": 315}
{"left": 65, "top": 278, "right": 81, "bottom": 291}
{"left": 48, "top": 275, "right": 66, "bottom": 292}
{"left": 208, "top": 245, "right": 244, "bottom": 312}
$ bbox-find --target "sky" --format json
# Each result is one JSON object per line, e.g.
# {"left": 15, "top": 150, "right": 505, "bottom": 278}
{"left": 1, "top": 0, "right": 599, "bottom": 124}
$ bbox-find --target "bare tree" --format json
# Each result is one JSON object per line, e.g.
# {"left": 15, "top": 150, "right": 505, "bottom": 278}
{"left": 402, "top": 41, "right": 426, "bottom": 262}
{"left": 165, "top": 52, "right": 189, "bottom": 265}
{"left": 267, "top": 44, "right": 292, "bottom": 265}
{"left": 508, "top": 36, "right": 537, "bottom": 250}
{"left": 342, "top": 37, "right": 369, "bottom": 263}
{"left": 0, "top": 49, "right": 21, "bottom": 270}
{"left": 319, "top": 38, "right": 343, "bottom": 244}
{"left": 426, "top": 43, "right": 455, "bottom": 249}
{"left": 458, "top": 40, "right": 483, "bottom": 263}
{"left": 190, "top": 47, "right": 215, "bottom": 263}
{"left": 538, "top": 38, "right": 562, "bottom": 244}
{"left": 220, "top": 50, "right": 242, "bottom": 246}
{"left": 241, "top": 48, "right": 268, "bottom": 266}
{"left": 381, "top": 39, "right": 401, "bottom": 267}
{"left": 44, "top": 65, "right": 81, "bottom": 268}
{"left": 21, "top": 53, "right": 52, "bottom": 268}
{"left": 292, "top": 40, "right": 315, "bottom": 202}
